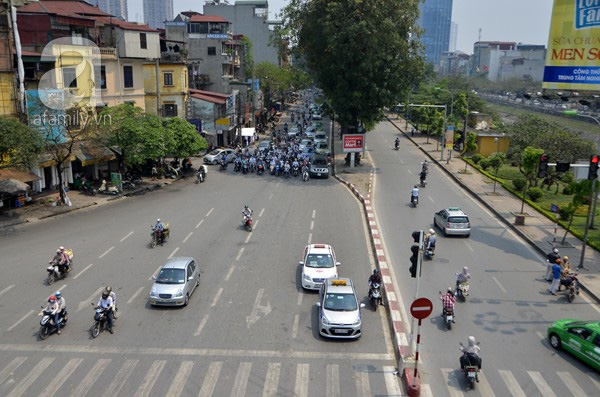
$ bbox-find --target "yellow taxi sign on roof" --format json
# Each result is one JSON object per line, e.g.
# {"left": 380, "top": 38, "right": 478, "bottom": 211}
{"left": 331, "top": 279, "right": 347, "bottom": 286}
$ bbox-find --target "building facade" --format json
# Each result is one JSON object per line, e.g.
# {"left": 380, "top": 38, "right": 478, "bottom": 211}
{"left": 472, "top": 41, "right": 517, "bottom": 81}
{"left": 85, "top": 0, "right": 127, "bottom": 20}
{"left": 418, "top": 0, "right": 453, "bottom": 66}
{"left": 143, "top": 0, "right": 173, "bottom": 30}
{"left": 439, "top": 51, "right": 471, "bottom": 76}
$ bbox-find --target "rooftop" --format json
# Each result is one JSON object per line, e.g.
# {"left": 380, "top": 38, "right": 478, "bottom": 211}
{"left": 189, "top": 15, "right": 229, "bottom": 23}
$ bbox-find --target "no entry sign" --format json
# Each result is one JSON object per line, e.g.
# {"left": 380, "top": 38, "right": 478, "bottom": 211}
{"left": 342, "top": 134, "right": 365, "bottom": 153}
{"left": 410, "top": 297, "right": 433, "bottom": 320}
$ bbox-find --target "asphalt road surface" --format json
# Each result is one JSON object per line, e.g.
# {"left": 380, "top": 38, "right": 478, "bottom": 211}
{"left": 370, "top": 119, "right": 600, "bottom": 397}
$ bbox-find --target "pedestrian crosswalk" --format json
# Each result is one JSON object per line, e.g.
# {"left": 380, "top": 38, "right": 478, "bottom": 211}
{"left": 422, "top": 367, "right": 600, "bottom": 397}
{"left": 0, "top": 354, "right": 401, "bottom": 397}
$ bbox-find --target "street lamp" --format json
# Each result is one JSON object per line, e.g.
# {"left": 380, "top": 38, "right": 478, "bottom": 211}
{"left": 563, "top": 110, "right": 599, "bottom": 269}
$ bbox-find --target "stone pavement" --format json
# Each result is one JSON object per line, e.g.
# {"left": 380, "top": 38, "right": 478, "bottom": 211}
{"left": 386, "top": 115, "right": 600, "bottom": 304}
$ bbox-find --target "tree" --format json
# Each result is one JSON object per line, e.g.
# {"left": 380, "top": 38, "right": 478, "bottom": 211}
{"left": 518, "top": 146, "right": 544, "bottom": 213}
{"left": 561, "top": 180, "right": 592, "bottom": 244}
{"left": 0, "top": 118, "right": 44, "bottom": 170}
{"left": 283, "top": 0, "right": 424, "bottom": 131}
{"left": 163, "top": 118, "right": 208, "bottom": 158}
{"left": 462, "top": 132, "right": 478, "bottom": 172}
{"left": 240, "top": 36, "right": 254, "bottom": 80}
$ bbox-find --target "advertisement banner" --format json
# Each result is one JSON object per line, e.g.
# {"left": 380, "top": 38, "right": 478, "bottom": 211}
{"left": 445, "top": 125, "right": 455, "bottom": 150}
{"left": 543, "top": 0, "right": 600, "bottom": 91}
{"left": 343, "top": 134, "right": 365, "bottom": 153}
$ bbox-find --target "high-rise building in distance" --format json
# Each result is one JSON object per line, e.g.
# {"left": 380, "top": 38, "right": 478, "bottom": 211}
{"left": 418, "top": 0, "right": 453, "bottom": 66}
{"left": 143, "top": 0, "right": 173, "bottom": 29}
{"left": 449, "top": 22, "right": 458, "bottom": 52}
{"left": 85, "top": 0, "right": 128, "bottom": 20}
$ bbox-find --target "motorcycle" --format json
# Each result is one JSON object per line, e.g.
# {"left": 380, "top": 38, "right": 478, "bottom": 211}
{"left": 456, "top": 281, "right": 470, "bottom": 302}
{"left": 234, "top": 160, "right": 242, "bottom": 172}
{"left": 195, "top": 169, "right": 206, "bottom": 184}
{"left": 424, "top": 245, "right": 435, "bottom": 259}
{"left": 443, "top": 307, "right": 454, "bottom": 330}
{"left": 150, "top": 224, "right": 170, "bottom": 248}
{"left": 292, "top": 165, "right": 299, "bottom": 177}
{"left": 369, "top": 282, "right": 383, "bottom": 311}
{"left": 283, "top": 167, "right": 290, "bottom": 179}
{"left": 242, "top": 162, "right": 249, "bottom": 174}
{"left": 46, "top": 260, "right": 70, "bottom": 285}
{"left": 411, "top": 195, "right": 418, "bottom": 207}
{"left": 270, "top": 164, "right": 276, "bottom": 175}
{"left": 302, "top": 169, "right": 310, "bottom": 182}
{"left": 220, "top": 160, "right": 228, "bottom": 171}
{"left": 39, "top": 307, "right": 67, "bottom": 340}
{"left": 242, "top": 216, "right": 253, "bottom": 231}
{"left": 80, "top": 184, "right": 96, "bottom": 196}
{"left": 257, "top": 164, "right": 265, "bottom": 175}
{"left": 122, "top": 180, "right": 136, "bottom": 190}
{"left": 560, "top": 273, "right": 580, "bottom": 302}
{"left": 98, "top": 180, "right": 120, "bottom": 195}
{"left": 90, "top": 303, "right": 110, "bottom": 338}
{"left": 459, "top": 342, "right": 481, "bottom": 390}
{"left": 394, "top": 141, "right": 399, "bottom": 150}
{"left": 275, "top": 164, "right": 281, "bottom": 177}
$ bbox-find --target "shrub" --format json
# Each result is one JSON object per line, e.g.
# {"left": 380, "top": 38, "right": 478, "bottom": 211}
{"left": 527, "top": 187, "right": 544, "bottom": 202}
{"left": 560, "top": 171, "right": 574, "bottom": 184}
{"left": 513, "top": 178, "right": 526, "bottom": 191}
{"left": 471, "top": 154, "right": 483, "bottom": 164}
{"left": 479, "top": 159, "right": 490, "bottom": 170}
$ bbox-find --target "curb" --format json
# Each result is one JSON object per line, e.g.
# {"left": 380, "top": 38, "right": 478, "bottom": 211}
{"left": 385, "top": 117, "right": 600, "bottom": 303}
{"left": 333, "top": 170, "right": 412, "bottom": 386}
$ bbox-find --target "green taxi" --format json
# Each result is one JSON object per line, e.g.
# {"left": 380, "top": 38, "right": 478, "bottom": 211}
{"left": 547, "top": 319, "right": 600, "bottom": 371}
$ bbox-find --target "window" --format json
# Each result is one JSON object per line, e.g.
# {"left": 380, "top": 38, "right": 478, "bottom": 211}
{"left": 139, "top": 33, "right": 147, "bottom": 49}
{"left": 123, "top": 65, "right": 133, "bottom": 88}
{"left": 62, "top": 67, "right": 77, "bottom": 89}
{"left": 163, "top": 104, "right": 177, "bottom": 117}
{"left": 208, "top": 47, "right": 216, "bottom": 56}
{"left": 100, "top": 66, "right": 107, "bottom": 89}
{"left": 163, "top": 72, "right": 173, "bottom": 86}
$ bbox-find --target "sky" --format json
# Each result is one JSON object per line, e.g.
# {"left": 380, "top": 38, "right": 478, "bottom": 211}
{"left": 128, "top": 0, "right": 554, "bottom": 54}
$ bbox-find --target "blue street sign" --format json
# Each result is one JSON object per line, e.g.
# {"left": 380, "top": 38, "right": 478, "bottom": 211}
{"left": 550, "top": 204, "right": 559, "bottom": 213}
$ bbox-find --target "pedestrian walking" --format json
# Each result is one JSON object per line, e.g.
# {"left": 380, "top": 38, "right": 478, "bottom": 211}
{"left": 151, "top": 166, "right": 158, "bottom": 181}
{"left": 545, "top": 248, "right": 560, "bottom": 281}
{"left": 549, "top": 260, "right": 562, "bottom": 295}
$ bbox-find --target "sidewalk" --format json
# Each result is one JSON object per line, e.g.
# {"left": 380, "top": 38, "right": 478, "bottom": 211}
{"left": 386, "top": 115, "right": 600, "bottom": 303}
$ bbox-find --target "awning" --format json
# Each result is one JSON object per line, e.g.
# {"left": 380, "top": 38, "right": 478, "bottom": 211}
{"left": 0, "top": 168, "right": 41, "bottom": 183}
{"left": 241, "top": 128, "right": 255, "bottom": 137}
{"left": 73, "top": 143, "right": 118, "bottom": 167}
{"left": 37, "top": 153, "right": 76, "bottom": 168}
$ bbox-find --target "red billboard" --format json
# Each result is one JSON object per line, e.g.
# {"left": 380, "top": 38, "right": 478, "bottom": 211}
{"left": 343, "top": 134, "right": 365, "bottom": 153}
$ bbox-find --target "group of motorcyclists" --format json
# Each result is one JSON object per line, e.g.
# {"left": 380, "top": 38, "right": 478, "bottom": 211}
{"left": 545, "top": 247, "right": 579, "bottom": 298}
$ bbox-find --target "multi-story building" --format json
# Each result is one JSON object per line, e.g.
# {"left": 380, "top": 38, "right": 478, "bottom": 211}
{"left": 472, "top": 41, "right": 517, "bottom": 80}
{"left": 85, "top": 0, "right": 127, "bottom": 20}
{"left": 418, "top": 0, "right": 453, "bottom": 66}
{"left": 439, "top": 51, "right": 471, "bottom": 76}
{"left": 143, "top": 0, "right": 173, "bottom": 30}
{"left": 203, "top": 0, "right": 280, "bottom": 66}
{"left": 498, "top": 44, "right": 546, "bottom": 82}
{"left": 189, "top": 88, "right": 238, "bottom": 147}
{"left": 449, "top": 21, "right": 458, "bottom": 52}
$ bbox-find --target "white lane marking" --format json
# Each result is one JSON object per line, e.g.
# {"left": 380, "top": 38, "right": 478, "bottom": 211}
{"left": 195, "top": 219, "right": 204, "bottom": 229}
{"left": 477, "top": 371, "right": 496, "bottom": 397}
{"left": 182, "top": 231, "right": 193, "bottom": 243}
{"left": 134, "top": 360, "right": 166, "bottom": 397}
{"left": 440, "top": 368, "right": 463, "bottom": 397}
{"left": 312, "top": 210, "right": 316, "bottom": 219}
{"left": 77, "top": 287, "right": 104, "bottom": 311}
{"left": 194, "top": 314, "right": 209, "bottom": 337}
{"left": 407, "top": 169, "right": 413, "bottom": 174}
{"left": 310, "top": 220, "right": 314, "bottom": 230}
{"left": 57, "top": 284, "right": 67, "bottom": 292}
{"left": 7, "top": 357, "right": 54, "bottom": 397}
{"left": 167, "top": 247, "right": 180, "bottom": 259}
{"left": 499, "top": 370, "right": 527, "bottom": 397}
{"left": 557, "top": 372, "right": 587, "bottom": 397}
{"left": 326, "top": 364, "right": 340, "bottom": 397}
{"left": 0, "top": 284, "right": 15, "bottom": 296}
{"left": 259, "top": 208, "right": 265, "bottom": 217}
{"left": 383, "top": 366, "right": 402, "bottom": 396}
{"left": 292, "top": 314, "right": 300, "bottom": 338}
{"left": 262, "top": 362, "right": 281, "bottom": 397}
{"left": 236, "top": 247, "right": 245, "bottom": 261}
{"left": 420, "top": 384, "right": 433, "bottom": 397}
{"left": 428, "top": 195, "right": 434, "bottom": 202}
{"left": 69, "top": 359, "right": 111, "bottom": 397}
{"left": 464, "top": 241, "right": 475, "bottom": 252}
{"left": 268, "top": 193, "right": 273, "bottom": 200}
{"left": 231, "top": 362, "right": 252, "bottom": 397}
{"left": 6, "top": 310, "right": 34, "bottom": 332}
{"left": 198, "top": 361, "right": 223, "bottom": 397}
{"left": 492, "top": 276, "right": 508, "bottom": 293}
{"left": 528, "top": 371, "right": 556, "bottom": 397}
{"left": 166, "top": 361, "right": 194, "bottom": 397}
{"left": 102, "top": 359, "right": 138, "bottom": 397}
{"left": 297, "top": 292, "right": 303, "bottom": 306}
{"left": 355, "top": 369, "right": 371, "bottom": 397}
{"left": 120, "top": 231, "right": 134, "bottom": 242}
{"left": 400, "top": 159, "right": 405, "bottom": 164}
{"left": 149, "top": 264, "right": 162, "bottom": 280}
{"left": 98, "top": 246, "right": 114, "bottom": 259}
{"left": 307, "top": 233, "right": 312, "bottom": 245}
{"left": 294, "top": 363, "right": 310, "bottom": 397}
{"left": 276, "top": 181, "right": 281, "bottom": 187}
{"left": 0, "top": 357, "right": 27, "bottom": 385}
{"left": 580, "top": 292, "right": 600, "bottom": 314}
{"left": 225, "top": 265, "right": 235, "bottom": 281}
{"left": 536, "top": 331, "right": 545, "bottom": 339}
{"left": 245, "top": 232, "right": 252, "bottom": 244}
{"left": 211, "top": 288, "right": 223, "bottom": 307}
{"left": 127, "top": 287, "right": 145, "bottom": 304}
{"left": 587, "top": 374, "right": 600, "bottom": 391}
{"left": 205, "top": 208, "right": 214, "bottom": 217}
{"left": 73, "top": 263, "right": 94, "bottom": 280}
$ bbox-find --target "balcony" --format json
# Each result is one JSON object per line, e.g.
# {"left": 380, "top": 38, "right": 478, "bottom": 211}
{"left": 99, "top": 47, "right": 117, "bottom": 58}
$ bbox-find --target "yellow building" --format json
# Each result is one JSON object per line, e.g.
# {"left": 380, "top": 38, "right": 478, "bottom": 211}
{"left": 473, "top": 132, "right": 510, "bottom": 156}
{"left": 144, "top": 46, "right": 188, "bottom": 118}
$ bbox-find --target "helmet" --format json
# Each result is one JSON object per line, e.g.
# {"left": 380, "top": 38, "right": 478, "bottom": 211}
{"left": 56, "top": 249, "right": 62, "bottom": 253}
{"left": 414, "top": 185, "right": 418, "bottom": 188}
{"left": 244, "top": 205, "right": 248, "bottom": 209}
{"left": 105, "top": 286, "right": 112, "bottom": 293}
{"left": 48, "top": 295, "right": 56, "bottom": 302}
{"left": 447, "top": 287, "right": 453, "bottom": 293}
{"left": 59, "top": 246, "right": 65, "bottom": 251}
{"left": 463, "top": 266, "right": 469, "bottom": 273}
{"left": 101, "top": 291, "right": 109, "bottom": 299}
{"left": 429, "top": 229, "right": 435, "bottom": 235}
{"left": 373, "top": 268, "right": 379, "bottom": 275}
{"left": 553, "top": 248, "right": 559, "bottom": 254}
{"left": 563, "top": 256, "right": 569, "bottom": 261}
{"left": 54, "top": 291, "right": 61, "bottom": 299}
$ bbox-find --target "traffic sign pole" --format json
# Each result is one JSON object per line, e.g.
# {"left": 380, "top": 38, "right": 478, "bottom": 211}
{"left": 410, "top": 231, "right": 424, "bottom": 356}
{"left": 413, "top": 319, "right": 422, "bottom": 387}
{"left": 407, "top": 298, "right": 433, "bottom": 397}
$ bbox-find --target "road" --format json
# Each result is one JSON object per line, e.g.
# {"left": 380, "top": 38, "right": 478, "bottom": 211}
{"left": 369, "top": 119, "right": 600, "bottom": 396}
{"left": 0, "top": 111, "right": 403, "bottom": 396}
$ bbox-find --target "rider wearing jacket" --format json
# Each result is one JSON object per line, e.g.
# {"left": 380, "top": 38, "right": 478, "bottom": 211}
{"left": 460, "top": 336, "right": 482, "bottom": 370}
{"left": 368, "top": 268, "right": 382, "bottom": 286}
{"left": 425, "top": 229, "right": 436, "bottom": 250}
{"left": 44, "top": 295, "right": 62, "bottom": 334}
{"left": 411, "top": 185, "right": 419, "bottom": 203}
{"left": 441, "top": 287, "right": 457, "bottom": 315}
{"left": 97, "top": 290, "right": 114, "bottom": 334}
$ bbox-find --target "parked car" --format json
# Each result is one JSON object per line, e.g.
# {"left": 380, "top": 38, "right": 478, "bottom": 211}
{"left": 204, "top": 149, "right": 235, "bottom": 165}
{"left": 148, "top": 257, "right": 200, "bottom": 306}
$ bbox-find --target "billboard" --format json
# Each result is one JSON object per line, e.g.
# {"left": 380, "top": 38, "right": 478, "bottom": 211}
{"left": 343, "top": 134, "right": 365, "bottom": 153}
{"left": 543, "top": 0, "right": 600, "bottom": 91}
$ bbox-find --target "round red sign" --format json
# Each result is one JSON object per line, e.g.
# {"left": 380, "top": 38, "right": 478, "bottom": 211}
{"left": 410, "top": 297, "right": 433, "bottom": 320}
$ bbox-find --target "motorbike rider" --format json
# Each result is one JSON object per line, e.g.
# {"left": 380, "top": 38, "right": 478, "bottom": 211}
{"left": 96, "top": 289, "right": 114, "bottom": 334}
{"left": 421, "top": 160, "right": 429, "bottom": 174}
{"left": 43, "top": 295, "right": 62, "bottom": 334}
{"left": 196, "top": 165, "right": 206, "bottom": 182}
{"left": 460, "top": 336, "right": 482, "bottom": 371}
{"left": 153, "top": 219, "right": 165, "bottom": 244}
{"left": 456, "top": 266, "right": 471, "bottom": 288}
{"left": 545, "top": 248, "right": 560, "bottom": 281}
{"left": 420, "top": 169, "right": 427, "bottom": 185}
{"left": 440, "top": 287, "right": 457, "bottom": 317}
{"left": 242, "top": 205, "right": 253, "bottom": 225}
{"left": 105, "top": 286, "right": 117, "bottom": 319}
{"left": 411, "top": 185, "right": 420, "bottom": 204}
{"left": 425, "top": 229, "right": 436, "bottom": 251}
{"left": 395, "top": 137, "right": 400, "bottom": 149}
{"left": 368, "top": 269, "right": 384, "bottom": 305}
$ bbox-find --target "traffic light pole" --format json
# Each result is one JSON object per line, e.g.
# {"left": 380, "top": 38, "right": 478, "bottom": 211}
{"left": 578, "top": 177, "right": 597, "bottom": 270}
{"left": 409, "top": 230, "right": 424, "bottom": 356}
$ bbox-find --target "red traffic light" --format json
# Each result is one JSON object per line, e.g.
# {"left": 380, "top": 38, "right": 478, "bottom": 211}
{"left": 592, "top": 155, "right": 600, "bottom": 164}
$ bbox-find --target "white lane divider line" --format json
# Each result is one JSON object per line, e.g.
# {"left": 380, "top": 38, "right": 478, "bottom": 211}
{"left": 194, "top": 314, "right": 209, "bottom": 336}
{"left": 127, "top": 287, "right": 145, "bottom": 304}
{"left": 407, "top": 169, "right": 413, "bottom": 174}
{"left": 276, "top": 181, "right": 281, "bottom": 187}
{"left": 236, "top": 247, "right": 245, "bottom": 261}
{"left": 120, "top": 231, "right": 134, "bottom": 242}
{"left": 310, "top": 220, "right": 314, "bottom": 230}
{"left": 464, "top": 241, "right": 475, "bottom": 252}
{"left": 98, "top": 246, "right": 114, "bottom": 259}
{"left": 205, "top": 208, "right": 214, "bottom": 217}
{"left": 307, "top": 232, "right": 312, "bottom": 245}
{"left": 312, "top": 210, "right": 316, "bottom": 219}
{"left": 0, "top": 284, "right": 15, "bottom": 296}
{"left": 428, "top": 196, "right": 434, "bottom": 202}
{"left": 57, "top": 284, "right": 68, "bottom": 292}
{"left": 245, "top": 233, "right": 252, "bottom": 244}
{"left": 7, "top": 310, "right": 34, "bottom": 332}
{"left": 74, "top": 263, "right": 94, "bottom": 280}
{"left": 492, "top": 276, "right": 508, "bottom": 293}
{"left": 149, "top": 264, "right": 162, "bottom": 280}
{"left": 225, "top": 265, "right": 235, "bottom": 282}
{"left": 499, "top": 370, "right": 526, "bottom": 397}
{"left": 210, "top": 288, "right": 223, "bottom": 307}
{"left": 527, "top": 371, "right": 556, "bottom": 397}
{"left": 268, "top": 193, "right": 273, "bottom": 200}
{"left": 557, "top": 372, "right": 587, "bottom": 397}
{"left": 77, "top": 287, "right": 104, "bottom": 311}
{"left": 259, "top": 208, "right": 265, "bottom": 217}
{"left": 297, "top": 292, "right": 303, "bottom": 306}
{"left": 195, "top": 219, "right": 204, "bottom": 229}
{"left": 580, "top": 292, "right": 600, "bottom": 314}
{"left": 167, "top": 247, "right": 180, "bottom": 259}
{"left": 536, "top": 331, "right": 545, "bottom": 340}
{"left": 292, "top": 314, "right": 300, "bottom": 338}
{"left": 182, "top": 231, "right": 193, "bottom": 243}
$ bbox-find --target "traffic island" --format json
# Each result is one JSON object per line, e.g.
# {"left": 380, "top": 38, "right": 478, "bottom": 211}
{"left": 403, "top": 368, "right": 421, "bottom": 397}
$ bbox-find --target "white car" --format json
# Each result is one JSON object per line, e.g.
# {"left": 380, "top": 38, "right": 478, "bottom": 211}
{"left": 299, "top": 139, "right": 314, "bottom": 151}
{"left": 312, "top": 112, "right": 323, "bottom": 120}
{"left": 204, "top": 148, "right": 235, "bottom": 165}
{"left": 314, "top": 133, "right": 327, "bottom": 144}
{"left": 288, "top": 127, "right": 299, "bottom": 137}
{"left": 300, "top": 244, "right": 340, "bottom": 290}
{"left": 315, "top": 142, "right": 329, "bottom": 155}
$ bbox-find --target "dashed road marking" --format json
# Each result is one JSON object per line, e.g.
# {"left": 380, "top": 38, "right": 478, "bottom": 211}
{"left": 198, "top": 361, "right": 222, "bottom": 397}
{"left": 428, "top": 195, "right": 434, "bottom": 202}
{"left": 307, "top": 233, "right": 312, "bottom": 245}
{"left": 57, "top": 283, "right": 67, "bottom": 292}
{"left": 194, "top": 314, "right": 209, "bottom": 336}
{"left": 195, "top": 219, "right": 204, "bottom": 229}
{"left": 210, "top": 288, "right": 223, "bottom": 307}
{"left": 492, "top": 276, "right": 507, "bottom": 293}
{"left": 73, "top": 263, "right": 94, "bottom": 280}
{"left": 7, "top": 310, "right": 34, "bottom": 332}
{"left": 120, "top": 231, "right": 134, "bottom": 242}
{"left": 225, "top": 265, "right": 235, "bottom": 281}
{"left": 464, "top": 241, "right": 475, "bottom": 252}
{"left": 127, "top": 286, "right": 145, "bottom": 304}
{"left": 312, "top": 210, "right": 316, "bottom": 219}
{"left": 77, "top": 287, "right": 104, "bottom": 311}
{"left": 0, "top": 284, "right": 15, "bottom": 296}
{"left": 236, "top": 247, "right": 245, "bottom": 261}
{"left": 205, "top": 208, "right": 214, "bottom": 217}
{"left": 167, "top": 247, "right": 180, "bottom": 259}
{"left": 98, "top": 246, "right": 114, "bottom": 259}
{"left": 292, "top": 314, "right": 300, "bottom": 338}
{"left": 259, "top": 208, "right": 265, "bottom": 217}
{"left": 150, "top": 264, "right": 162, "bottom": 280}
{"left": 310, "top": 220, "right": 314, "bottom": 230}
{"left": 182, "top": 231, "right": 193, "bottom": 243}
{"left": 268, "top": 193, "right": 273, "bottom": 200}
{"left": 245, "top": 233, "right": 252, "bottom": 244}
{"left": 297, "top": 292, "right": 303, "bottom": 306}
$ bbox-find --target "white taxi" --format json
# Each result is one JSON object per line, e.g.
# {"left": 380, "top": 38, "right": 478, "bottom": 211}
{"left": 300, "top": 244, "right": 340, "bottom": 290}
